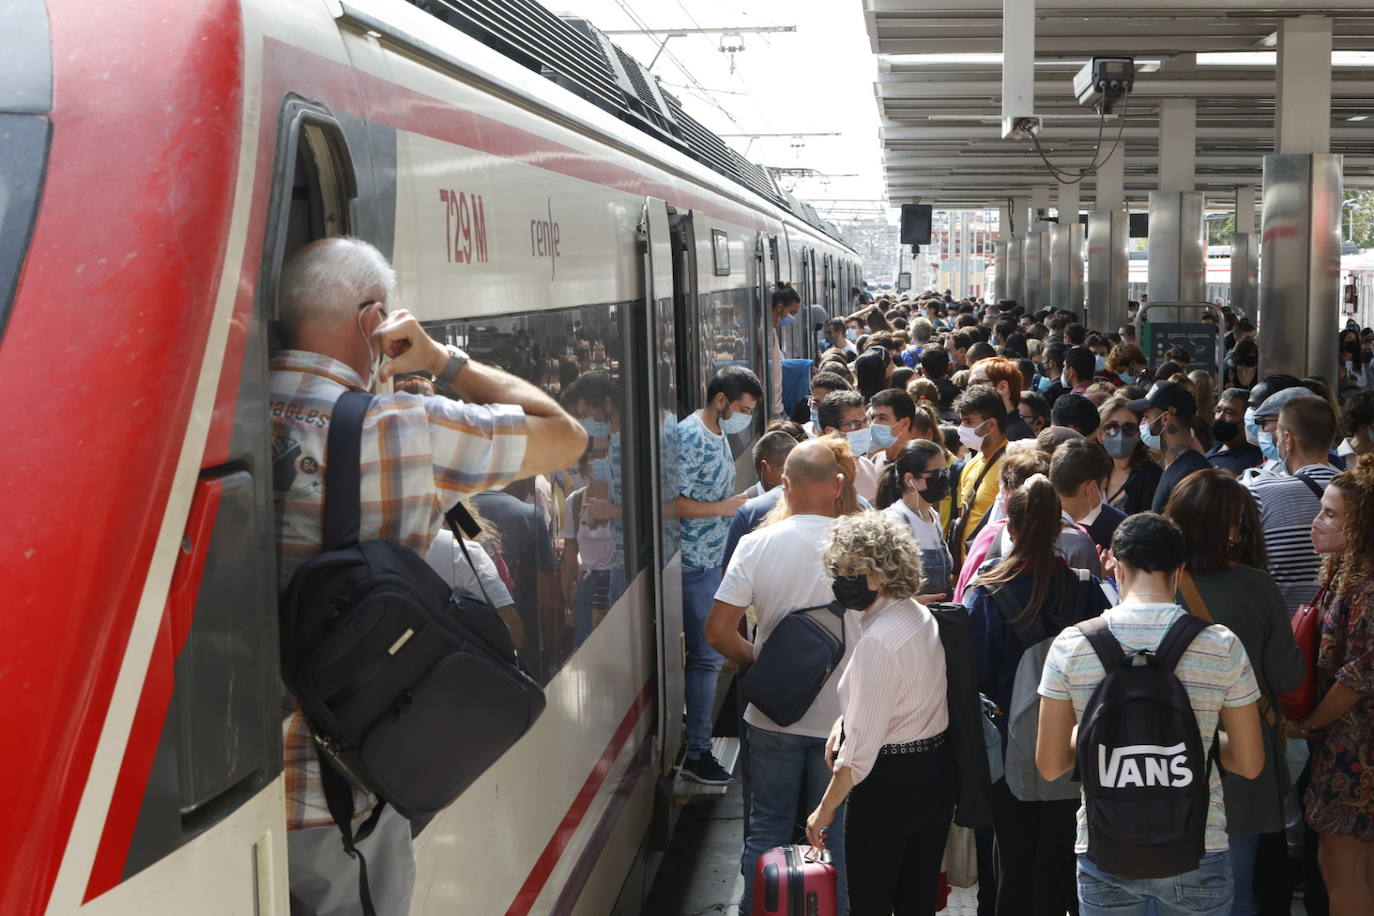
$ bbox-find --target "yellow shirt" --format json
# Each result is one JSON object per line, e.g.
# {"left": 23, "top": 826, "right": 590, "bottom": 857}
{"left": 954, "top": 446, "right": 1005, "bottom": 560}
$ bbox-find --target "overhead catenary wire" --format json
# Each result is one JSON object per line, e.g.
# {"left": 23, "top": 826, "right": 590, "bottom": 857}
{"left": 609, "top": 0, "right": 740, "bottom": 126}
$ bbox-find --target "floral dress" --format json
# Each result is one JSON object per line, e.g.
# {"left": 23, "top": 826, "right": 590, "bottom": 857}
{"left": 1304, "top": 575, "right": 1374, "bottom": 840}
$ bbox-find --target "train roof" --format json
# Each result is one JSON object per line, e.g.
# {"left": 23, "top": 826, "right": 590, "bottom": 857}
{"left": 408, "top": 0, "right": 848, "bottom": 245}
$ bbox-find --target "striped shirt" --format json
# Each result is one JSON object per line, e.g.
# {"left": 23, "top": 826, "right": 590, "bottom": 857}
{"left": 271, "top": 350, "right": 527, "bottom": 829}
{"left": 1245, "top": 463, "right": 1337, "bottom": 618}
{"left": 834, "top": 596, "right": 949, "bottom": 783}
{"left": 1039, "top": 603, "right": 1260, "bottom": 853}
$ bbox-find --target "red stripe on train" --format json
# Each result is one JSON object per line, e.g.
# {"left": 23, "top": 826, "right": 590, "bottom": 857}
{"left": 504, "top": 678, "right": 655, "bottom": 916}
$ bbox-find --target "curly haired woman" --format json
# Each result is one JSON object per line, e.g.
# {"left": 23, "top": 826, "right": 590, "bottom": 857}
{"left": 805, "top": 512, "right": 953, "bottom": 916}
{"left": 1293, "top": 453, "right": 1374, "bottom": 916}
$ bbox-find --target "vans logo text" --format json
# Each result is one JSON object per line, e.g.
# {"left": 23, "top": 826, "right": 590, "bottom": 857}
{"left": 1098, "top": 743, "right": 1193, "bottom": 788}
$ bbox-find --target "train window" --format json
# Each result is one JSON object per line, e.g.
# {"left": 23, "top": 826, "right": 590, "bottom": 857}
{"left": 696, "top": 289, "right": 762, "bottom": 455}
{"left": 0, "top": 113, "right": 47, "bottom": 343}
{"left": 424, "top": 303, "right": 640, "bottom": 684}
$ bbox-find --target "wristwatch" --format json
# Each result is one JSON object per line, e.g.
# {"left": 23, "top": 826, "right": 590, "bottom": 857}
{"left": 435, "top": 345, "right": 469, "bottom": 392}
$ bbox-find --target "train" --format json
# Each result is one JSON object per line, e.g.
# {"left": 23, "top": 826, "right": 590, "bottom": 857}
{"left": 0, "top": 1, "right": 860, "bottom": 914}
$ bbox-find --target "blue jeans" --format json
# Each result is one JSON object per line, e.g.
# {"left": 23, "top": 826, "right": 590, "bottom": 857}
{"left": 1077, "top": 851, "right": 1232, "bottom": 916}
{"left": 682, "top": 565, "right": 724, "bottom": 757}
{"left": 740, "top": 725, "right": 847, "bottom": 915}
{"left": 1226, "top": 834, "right": 1259, "bottom": 916}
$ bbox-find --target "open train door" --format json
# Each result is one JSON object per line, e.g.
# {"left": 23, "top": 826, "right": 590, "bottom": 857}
{"left": 639, "top": 199, "right": 684, "bottom": 784}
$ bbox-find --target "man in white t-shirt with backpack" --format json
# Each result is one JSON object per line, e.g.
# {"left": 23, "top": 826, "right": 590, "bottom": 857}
{"left": 706, "top": 439, "right": 860, "bottom": 915}
{"left": 1035, "top": 512, "right": 1266, "bottom": 915}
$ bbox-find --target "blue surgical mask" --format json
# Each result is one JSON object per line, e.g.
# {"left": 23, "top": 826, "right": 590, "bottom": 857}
{"left": 869, "top": 422, "right": 897, "bottom": 450}
{"left": 846, "top": 427, "right": 873, "bottom": 455}
{"left": 845, "top": 328, "right": 858, "bottom": 341}
{"left": 720, "top": 409, "right": 752, "bottom": 435}
{"left": 1095, "top": 354, "right": 1107, "bottom": 372}
{"left": 1036, "top": 374, "right": 1055, "bottom": 394}
{"left": 579, "top": 416, "right": 611, "bottom": 439}
{"left": 778, "top": 313, "right": 796, "bottom": 328}
{"left": 1118, "top": 372, "right": 1136, "bottom": 385}
{"left": 1243, "top": 407, "right": 1260, "bottom": 446}
{"left": 1141, "top": 417, "right": 1162, "bottom": 451}
{"left": 1258, "top": 430, "right": 1281, "bottom": 462}
{"left": 810, "top": 410, "right": 821, "bottom": 430}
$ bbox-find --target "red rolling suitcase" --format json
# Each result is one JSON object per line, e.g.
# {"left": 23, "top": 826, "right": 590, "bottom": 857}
{"left": 753, "top": 844, "right": 837, "bottom": 916}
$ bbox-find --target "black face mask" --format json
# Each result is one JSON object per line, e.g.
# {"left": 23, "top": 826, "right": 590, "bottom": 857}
{"left": 917, "top": 469, "right": 950, "bottom": 505}
{"left": 832, "top": 574, "right": 879, "bottom": 611}
{"left": 1212, "top": 418, "right": 1240, "bottom": 445}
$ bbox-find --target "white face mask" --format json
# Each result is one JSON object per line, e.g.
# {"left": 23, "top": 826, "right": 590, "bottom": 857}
{"left": 957, "top": 420, "right": 987, "bottom": 451}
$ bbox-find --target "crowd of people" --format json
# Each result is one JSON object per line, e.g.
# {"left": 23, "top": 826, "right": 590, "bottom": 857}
{"left": 696, "top": 288, "right": 1374, "bottom": 916}
{"left": 268, "top": 234, "right": 1372, "bottom": 916}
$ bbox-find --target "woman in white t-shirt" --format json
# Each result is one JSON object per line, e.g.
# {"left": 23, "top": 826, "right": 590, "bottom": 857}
{"left": 424, "top": 527, "right": 520, "bottom": 645}
{"left": 875, "top": 439, "right": 954, "bottom": 604}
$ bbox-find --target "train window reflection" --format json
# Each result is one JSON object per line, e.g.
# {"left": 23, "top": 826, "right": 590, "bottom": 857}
{"left": 424, "top": 304, "right": 633, "bottom": 684}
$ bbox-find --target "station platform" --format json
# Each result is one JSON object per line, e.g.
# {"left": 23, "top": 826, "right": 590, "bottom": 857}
{"left": 645, "top": 776, "right": 979, "bottom": 916}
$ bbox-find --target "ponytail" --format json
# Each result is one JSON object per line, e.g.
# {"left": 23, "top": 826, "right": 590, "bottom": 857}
{"left": 971, "top": 475, "right": 1065, "bottom": 625}
{"left": 874, "top": 439, "right": 944, "bottom": 511}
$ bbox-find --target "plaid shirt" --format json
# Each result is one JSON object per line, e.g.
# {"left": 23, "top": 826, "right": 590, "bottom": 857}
{"left": 271, "top": 350, "right": 527, "bottom": 829}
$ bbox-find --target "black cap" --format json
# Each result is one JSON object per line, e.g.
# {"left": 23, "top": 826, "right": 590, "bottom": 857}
{"left": 1247, "top": 374, "right": 1301, "bottom": 409}
{"left": 1127, "top": 380, "right": 1197, "bottom": 420}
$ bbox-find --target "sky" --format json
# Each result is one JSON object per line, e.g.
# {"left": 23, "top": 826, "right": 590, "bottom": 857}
{"left": 552, "top": 0, "right": 889, "bottom": 221}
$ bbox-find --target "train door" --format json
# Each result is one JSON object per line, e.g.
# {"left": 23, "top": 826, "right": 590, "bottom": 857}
{"left": 640, "top": 199, "right": 684, "bottom": 779}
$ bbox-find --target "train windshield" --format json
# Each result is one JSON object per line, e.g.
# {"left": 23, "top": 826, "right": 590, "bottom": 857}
{"left": 0, "top": 114, "right": 49, "bottom": 342}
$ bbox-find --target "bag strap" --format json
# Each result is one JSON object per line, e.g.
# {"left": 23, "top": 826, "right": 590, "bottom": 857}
{"left": 951, "top": 444, "right": 1006, "bottom": 546}
{"left": 1177, "top": 570, "right": 1214, "bottom": 623}
{"left": 790, "top": 600, "right": 848, "bottom": 656}
{"left": 316, "top": 745, "right": 386, "bottom": 916}
{"left": 1153, "top": 613, "right": 1210, "bottom": 672}
{"left": 443, "top": 501, "right": 498, "bottom": 610}
{"left": 1294, "top": 472, "right": 1326, "bottom": 500}
{"left": 1077, "top": 616, "right": 1128, "bottom": 674}
{"left": 323, "top": 391, "right": 375, "bottom": 550}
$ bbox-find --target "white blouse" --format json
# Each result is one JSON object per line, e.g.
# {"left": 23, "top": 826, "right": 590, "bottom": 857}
{"left": 833, "top": 595, "right": 949, "bottom": 783}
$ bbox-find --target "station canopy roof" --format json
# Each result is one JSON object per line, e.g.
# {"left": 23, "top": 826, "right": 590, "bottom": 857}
{"left": 863, "top": 1, "right": 1374, "bottom": 209}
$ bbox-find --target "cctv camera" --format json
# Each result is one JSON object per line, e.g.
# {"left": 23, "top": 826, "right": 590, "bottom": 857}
{"left": 1073, "top": 57, "right": 1134, "bottom": 114}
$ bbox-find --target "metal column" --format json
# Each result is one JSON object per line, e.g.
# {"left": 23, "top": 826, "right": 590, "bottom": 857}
{"left": 993, "top": 240, "right": 1009, "bottom": 301}
{"left": 1230, "top": 185, "right": 1258, "bottom": 315}
{"left": 1147, "top": 191, "right": 1206, "bottom": 320}
{"left": 1087, "top": 210, "right": 1129, "bottom": 332}
{"left": 1258, "top": 154, "right": 1342, "bottom": 380}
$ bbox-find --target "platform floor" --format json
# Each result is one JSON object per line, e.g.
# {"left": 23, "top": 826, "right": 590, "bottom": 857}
{"left": 643, "top": 777, "right": 978, "bottom": 916}
{"left": 641, "top": 774, "right": 1313, "bottom": 916}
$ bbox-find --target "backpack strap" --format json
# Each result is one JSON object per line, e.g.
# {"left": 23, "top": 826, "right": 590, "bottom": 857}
{"left": 316, "top": 747, "right": 387, "bottom": 916}
{"left": 323, "top": 391, "right": 375, "bottom": 550}
{"left": 1153, "top": 612, "right": 1210, "bottom": 673}
{"left": 1293, "top": 471, "right": 1326, "bottom": 500}
{"left": 1077, "top": 616, "right": 1128, "bottom": 674}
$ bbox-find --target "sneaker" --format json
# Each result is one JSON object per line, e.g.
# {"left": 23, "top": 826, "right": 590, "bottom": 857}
{"left": 680, "top": 752, "right": 733, "bottom": 786}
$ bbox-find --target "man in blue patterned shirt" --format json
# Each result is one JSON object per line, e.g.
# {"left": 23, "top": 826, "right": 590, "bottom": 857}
{"left": 676, "top": 366, "right": 763, "bottom": 784}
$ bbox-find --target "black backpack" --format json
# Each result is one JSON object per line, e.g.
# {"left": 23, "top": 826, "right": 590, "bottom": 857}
{"left": 1075, "top": 614, "right": 1214, "bottom": 880}
{"left": 279, "top": 391, "right": 545, "bottom": 914}
{"left": 740, "top": 601, "right": 846, "bottom": 727}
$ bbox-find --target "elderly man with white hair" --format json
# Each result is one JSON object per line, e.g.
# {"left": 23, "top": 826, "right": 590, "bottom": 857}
{"left": 271, "top": 236, "right": 585, "bottom": 916}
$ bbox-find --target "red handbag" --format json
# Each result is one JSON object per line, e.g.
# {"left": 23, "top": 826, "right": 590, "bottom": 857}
{"left": 1278, "top": 584, "right": 1325, "bottom": 721}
